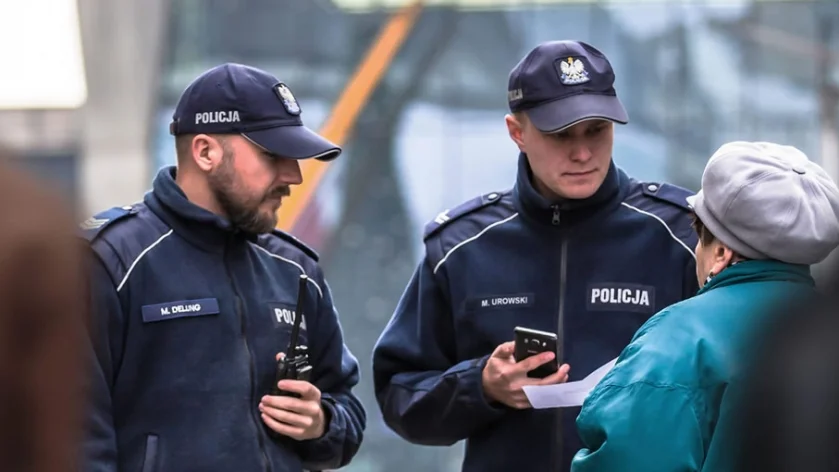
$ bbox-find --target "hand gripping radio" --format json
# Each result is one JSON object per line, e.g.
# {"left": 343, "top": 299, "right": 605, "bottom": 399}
{"left": 270, "top": 274, "right": 313, "bottom": 397}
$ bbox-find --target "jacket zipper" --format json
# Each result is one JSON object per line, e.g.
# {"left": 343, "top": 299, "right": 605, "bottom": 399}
{"left": 225, "top": 242, "right": 271, "bottom": 472}
{"left": 556, "top": 239, "right": 568, "bottom": 470}
{"left": 552, "top": 204, "right": 566, "bottom": 471}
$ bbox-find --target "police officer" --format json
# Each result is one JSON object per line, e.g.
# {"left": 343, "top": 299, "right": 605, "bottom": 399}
{"left": 372, "top": 40, "right": 698, "bottom": 472}
{"left": 82, "top": 63, "right": 366, "bottom": 472}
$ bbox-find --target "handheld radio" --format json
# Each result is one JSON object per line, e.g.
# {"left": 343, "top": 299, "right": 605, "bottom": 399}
{"left": 270, "top": 274, "right": 313, "bottom": 397}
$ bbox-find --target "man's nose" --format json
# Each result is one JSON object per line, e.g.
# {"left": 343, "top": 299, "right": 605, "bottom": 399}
{"left": 278, "top": 159, "right": 303, "bottom": 186}
{"left": 568, "top": 143, "right": 592, "bottom": 162}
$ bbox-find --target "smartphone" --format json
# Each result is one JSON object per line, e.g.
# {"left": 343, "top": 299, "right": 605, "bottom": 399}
{"left": 514, "top": 326, "right": 559, "bottom": 379}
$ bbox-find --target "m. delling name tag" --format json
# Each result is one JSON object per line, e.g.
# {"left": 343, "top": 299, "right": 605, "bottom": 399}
{"left": 141, "top": 298, "right": 220, "bottom": 323}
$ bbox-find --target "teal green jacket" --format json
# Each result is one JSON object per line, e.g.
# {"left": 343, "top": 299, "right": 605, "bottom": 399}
{"left": 570, "top": 260, "right": 816, "bottom": 472}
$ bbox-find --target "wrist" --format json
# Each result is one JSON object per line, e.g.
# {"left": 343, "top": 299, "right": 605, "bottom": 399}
{"left": 479, "top": 358, "right": 501, "bottom": 406}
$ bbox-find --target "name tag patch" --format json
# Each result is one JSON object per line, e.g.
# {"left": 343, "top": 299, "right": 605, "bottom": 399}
{"left": 465, "top": 293, "right": 534, "bottom": 311}
{"left": 142, "top": 298, "right": 220, "bottom": 323}
{"left": 268, "top": 303, "right": 307, "bottom": 330}
{"left": 587, "top": 283, "right": 655, "bottom": 313}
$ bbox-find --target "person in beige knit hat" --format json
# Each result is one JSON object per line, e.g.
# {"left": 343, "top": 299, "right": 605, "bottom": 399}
{"left": 571, "top": 141, "right": 839, "bottom": 472}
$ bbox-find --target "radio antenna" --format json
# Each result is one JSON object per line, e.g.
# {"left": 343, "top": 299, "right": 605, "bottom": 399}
{"left": 287, "top": 274, "right": 307, "bottom": 353}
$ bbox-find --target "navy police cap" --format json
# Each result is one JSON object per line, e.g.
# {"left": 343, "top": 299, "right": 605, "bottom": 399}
{"left": 507, "top": 40, "right": 629, "bottom": 133}
{"left": 170, "top": 63, "right": 341, "bottom": 161}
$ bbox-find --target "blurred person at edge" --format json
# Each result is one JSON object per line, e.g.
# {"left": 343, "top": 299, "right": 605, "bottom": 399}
{"left": 0, "top": 149, "right": 88, "bottom": 472}
{"left": 571, "top": 141, "right": 839, "bottom": 472}
{"left": 372, "top": 40, "right": 699, "bottom": 472}
{"left": 80, "top": 64, "right": 365, "bottom": 472}
{"left": 738, "top": 262, "right": 839, "bottom": 472}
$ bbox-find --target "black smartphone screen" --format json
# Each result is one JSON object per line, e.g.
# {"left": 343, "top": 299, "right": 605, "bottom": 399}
{"left": 514, "top": 327, "right": 559, "bottom": 379}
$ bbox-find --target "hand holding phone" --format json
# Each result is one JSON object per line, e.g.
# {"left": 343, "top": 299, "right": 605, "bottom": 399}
{"left": 514, "top": 327, "right": 559, "bottom": 379}
{"left": 481, "top": 329, "right": 569, "bottom": 409}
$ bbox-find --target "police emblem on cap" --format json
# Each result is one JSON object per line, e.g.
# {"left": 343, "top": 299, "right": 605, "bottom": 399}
{"left": 558, "top": 57, "right": 590, "bottom": 85}
{"left": 274, "top": 83, "right": 301, "bottom": 115}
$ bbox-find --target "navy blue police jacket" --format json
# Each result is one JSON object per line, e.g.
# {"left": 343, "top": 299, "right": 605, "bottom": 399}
{"left": 372, "top": 153, "right": 698, "bottom": 472}
{"left": 82, "top": 167, "right": 366, "bottom": 472}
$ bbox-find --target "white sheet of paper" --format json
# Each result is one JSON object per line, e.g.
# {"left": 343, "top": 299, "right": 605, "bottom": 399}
{"left": 521, "top": 358, "right": 618, "bottom": 409}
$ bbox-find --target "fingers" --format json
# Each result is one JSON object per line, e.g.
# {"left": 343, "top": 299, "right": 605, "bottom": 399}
{"left": 491, "top": 341, "right": 516, "bottom": 358}
{"left": 259, "top": 404, "right": 314, "bottom": 430}
{"left": 276, "top": 380, "right": 320, "bottom": 401}
{"left": 275, "top": 352, "right": 286, "bottom": 361}
{"left": 259, "top": 392, "right": 326, "bottom": 441}
{"left": 260, "top": 412, "right": 306, "bottom": 439}
{"left": 514, "top": 351, "right": 556, "bottom": 374}
{"left": 261, "top": 394, "right": 303, "bottom": 413}
{"left": 260, "top": 395, "right": 320, "bottom": 418}
{"left": 535, "top": 363, "right": 571, "bottom": 386}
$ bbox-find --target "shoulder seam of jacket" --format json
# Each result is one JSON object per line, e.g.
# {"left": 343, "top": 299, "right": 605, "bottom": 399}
{"left": 116, "top": 228, "right": 174, "bottom": 292}
{"left": 423, "top": 190, "right": 509, "bottom": 242}
{"left": 249, "top": 243, "right": 324, "bottom": 298}
{"left": 620, "top": 202, "right": 695, "bottom": 260}
{"left": 432, "top": 212, "right": 519, "bottom": 275}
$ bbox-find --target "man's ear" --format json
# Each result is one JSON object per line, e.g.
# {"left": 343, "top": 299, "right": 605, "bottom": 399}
{"left": 191, "top": 134, "right": 224, "bottom": 172}
{"left": 505, "top": 113, "right": 526, "bottom": 152}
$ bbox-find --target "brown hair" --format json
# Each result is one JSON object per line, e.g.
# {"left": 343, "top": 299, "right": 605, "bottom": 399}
{"left": 691, "top": 213, "right": 717, "bottom": 247}
{"left": 692, "top": 213, "right": 749, "bottom": 263}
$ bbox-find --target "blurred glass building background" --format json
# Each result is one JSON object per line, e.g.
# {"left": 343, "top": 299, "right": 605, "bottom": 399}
{"left": 2, "top": 0, "right": 839, "bottom": 470}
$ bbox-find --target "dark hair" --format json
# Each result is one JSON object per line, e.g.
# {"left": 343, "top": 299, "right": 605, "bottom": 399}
{"left": 691, "top": 213, "right": 717, "bottom": 247}
{"left": 692, "top": 213, "right": 750, "bottom": 266}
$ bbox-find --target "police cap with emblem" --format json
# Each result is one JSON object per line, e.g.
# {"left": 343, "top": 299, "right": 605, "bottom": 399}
{"left": 169, "top": 63, "right": 341, "bottom": 161}
{"left": 687, "top": 141, "right": 839, "bottom": 265}
{"left": 507, "top": 40, "right": 628, "bottom": 134}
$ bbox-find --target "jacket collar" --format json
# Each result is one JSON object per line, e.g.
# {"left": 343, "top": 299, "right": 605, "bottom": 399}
{"left": 512, "top": 153, "right": 624, "bottom": 227}
{"left": 145, "top": 166, "right": 256, "bottom": 252}
{"left": 699, "top": 260, "right": 815, "bottom": 295}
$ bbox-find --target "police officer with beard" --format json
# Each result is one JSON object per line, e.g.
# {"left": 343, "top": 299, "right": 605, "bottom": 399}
{"left": 372, "top": 40, "right": 698, "bottom": 472}
{"left": 81, "top": 64, "right": 365, "bottom": 472}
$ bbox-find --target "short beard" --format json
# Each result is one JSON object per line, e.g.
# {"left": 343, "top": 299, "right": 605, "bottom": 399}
{"left": 207, "top": 143, "right": 284, "bottom": 235}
